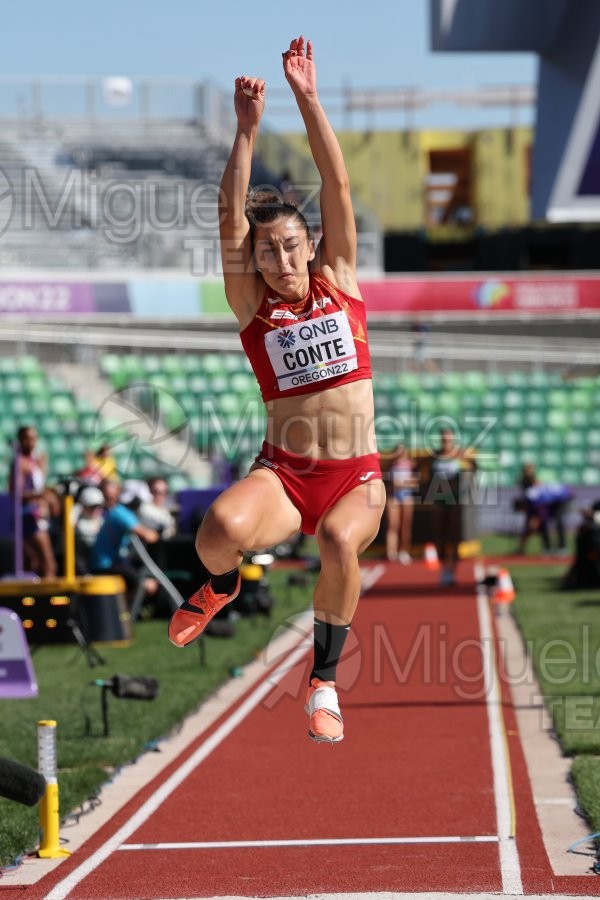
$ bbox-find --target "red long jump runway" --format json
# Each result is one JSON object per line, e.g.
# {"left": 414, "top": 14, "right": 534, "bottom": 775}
{"left": 26, "top": 561, "right": 593, "bottom": 899}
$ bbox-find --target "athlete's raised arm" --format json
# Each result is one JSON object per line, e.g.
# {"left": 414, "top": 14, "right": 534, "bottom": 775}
{"left": 282, "top": 36, "right": 358, "bottom": 294}
{"left": 218, "top": 75, "right": 266, "bottom": 323}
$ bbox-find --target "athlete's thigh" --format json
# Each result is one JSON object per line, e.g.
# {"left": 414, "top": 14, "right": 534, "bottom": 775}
{"left": 210, "top": 466, "right": 302, "bottom": 547}
{"left": 317, "top": 479, "right": 386, "bottom": 554}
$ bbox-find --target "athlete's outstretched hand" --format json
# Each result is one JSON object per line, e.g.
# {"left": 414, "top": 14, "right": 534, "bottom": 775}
{"left": 234, "top": 75, "right": 265, "bottom": 128}
{"left": 282, "top": 36, "right": 316, "bottom": 101}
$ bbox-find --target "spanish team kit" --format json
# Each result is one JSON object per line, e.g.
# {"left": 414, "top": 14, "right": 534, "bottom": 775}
{"left": 240, "top": 272, "right": 372, "bottom": 401}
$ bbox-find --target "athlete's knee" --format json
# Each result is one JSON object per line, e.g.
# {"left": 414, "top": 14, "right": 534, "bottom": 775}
{"left": 318, "top": 519, "right": 358, "bottom": 563}
{"left": 196, "top": 497, "right": 250, "bottom": 550}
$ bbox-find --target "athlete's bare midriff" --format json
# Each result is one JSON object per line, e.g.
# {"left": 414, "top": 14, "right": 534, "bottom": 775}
{"left": 263, "top": 377, "right": 377, "bottom": 459}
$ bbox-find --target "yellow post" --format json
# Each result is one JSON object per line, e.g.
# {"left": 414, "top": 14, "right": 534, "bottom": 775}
{"left": 37, "top": 720, "right": 70, "bottom": 859}
{"left": 63, "top": 494, "right": 76, "bottom": 587}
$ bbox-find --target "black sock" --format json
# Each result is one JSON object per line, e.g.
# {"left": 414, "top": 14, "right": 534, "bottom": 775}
{"left": 209, "top": 568, "right": 239, "bottom": 595}
{"left": 310, "top": 618, "right": 350, "bottom": 684}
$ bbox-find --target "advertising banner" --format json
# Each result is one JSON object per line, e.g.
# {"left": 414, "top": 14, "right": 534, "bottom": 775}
{"left": 0, "top": 274, "right": 598, "bottom": 317}
{"left": 359, "top": 274, "right": 600, "bottom": 315}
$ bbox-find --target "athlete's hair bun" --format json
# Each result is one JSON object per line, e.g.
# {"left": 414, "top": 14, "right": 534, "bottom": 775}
{"left": 245, "top": 188, "right": 309, "bottom": 238}
{"left": 246, "top": 189, "right": 297, "bottom": 213}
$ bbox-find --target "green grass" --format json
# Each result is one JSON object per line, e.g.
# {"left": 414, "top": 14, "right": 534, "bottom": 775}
{"left": 499, "top": 556, "right": 600, "bottom": 838}
{"left": 480, "top": 532, "right": 564, "bottom": 558}
{"left": 508, "top": 564, "right": 600, "bottom": 755}
{"left": 0, "top": 568, "right": 315, "bottom": 868}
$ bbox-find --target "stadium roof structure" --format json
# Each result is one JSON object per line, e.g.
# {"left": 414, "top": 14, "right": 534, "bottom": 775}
{"left": 431, "top": 0, "right": 600, "bottom": 222}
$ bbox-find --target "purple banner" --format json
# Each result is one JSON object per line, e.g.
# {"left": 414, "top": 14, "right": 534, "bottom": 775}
{"left": 0, "top": 282, "right": 95, "bottom": 314}
{"left": 0, "top": 608, "right": 38, "bottom": 698}
{"left": 0, "top": 659, "right": 30, "bottom": 680}
{"left": 0, "top": 659, "right": 37, "bottom": 698}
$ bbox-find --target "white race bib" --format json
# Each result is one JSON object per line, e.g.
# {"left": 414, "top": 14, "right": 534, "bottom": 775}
{"left": 265, "top": 311, "right": 358, "bottom": 392}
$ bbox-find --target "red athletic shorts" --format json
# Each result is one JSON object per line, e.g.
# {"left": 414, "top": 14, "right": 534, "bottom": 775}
{"left": 254, "top": 442, "right": 382, "bottom": 535}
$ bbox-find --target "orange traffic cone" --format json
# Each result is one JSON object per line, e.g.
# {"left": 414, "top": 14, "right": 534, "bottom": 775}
{"left": 495, "top": 568, "right": 515, "bottom": 604}
{"left": 423, "top": 543, "right": 440, "bottom": 570}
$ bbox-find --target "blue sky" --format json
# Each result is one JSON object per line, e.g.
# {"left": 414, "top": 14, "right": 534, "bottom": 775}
{"left": 1, "top": 0, "right": 537, "bottom": 130}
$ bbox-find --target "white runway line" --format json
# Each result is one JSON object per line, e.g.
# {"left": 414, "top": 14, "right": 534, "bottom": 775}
{"left": 476, "top": 589, "right": 524, "bottom": 896}
{"left": 120, "top": 835, "right": 500, "bottom": 850}
{"left": 176, "top": 894, "right": 598, "bottom": 900}
{"left": 360, "top": 563, "right": 386, "bottom": 593}
{"left": 44, "top": 637, "right": 312, "bottom": 900}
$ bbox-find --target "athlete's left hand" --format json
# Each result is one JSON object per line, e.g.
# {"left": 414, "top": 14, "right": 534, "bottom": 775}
{"left": 282, "top": 35, "right": 317, "bottom": 100}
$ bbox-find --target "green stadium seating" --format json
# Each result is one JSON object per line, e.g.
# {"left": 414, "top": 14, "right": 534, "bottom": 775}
{"left": 86, "top": 355, "right": 600, "bottom": 487}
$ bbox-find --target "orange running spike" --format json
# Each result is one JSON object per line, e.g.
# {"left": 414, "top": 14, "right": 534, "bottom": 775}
{"left": 168, "top": 576, "right": 241, "bottom": 647}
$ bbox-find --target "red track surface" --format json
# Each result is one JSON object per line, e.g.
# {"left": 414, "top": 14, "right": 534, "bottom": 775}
{"left": 17, "top": 562, "right": 600, "bottom": 899}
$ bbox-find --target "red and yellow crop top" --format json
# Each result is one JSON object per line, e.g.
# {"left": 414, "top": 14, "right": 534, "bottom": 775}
{"left": 239, "top": 272, "right": 372, "bottom": 402}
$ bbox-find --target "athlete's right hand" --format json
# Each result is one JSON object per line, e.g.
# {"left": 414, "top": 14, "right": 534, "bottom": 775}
{"left": 234, "top": 76, "right": 265, "bottom": 127}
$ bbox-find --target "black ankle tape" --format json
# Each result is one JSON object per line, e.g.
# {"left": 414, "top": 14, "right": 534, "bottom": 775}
{"left": 209, "top": 568, "right": 239, "bottom": 595}
{"left": 310, "top": 618, "right": 350, "bottom": 684}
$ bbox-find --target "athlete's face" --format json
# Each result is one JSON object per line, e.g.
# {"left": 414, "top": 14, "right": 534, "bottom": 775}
{"left": 19, "top": 428, "right": 38, "bottom": 455}
{"left": 254, "top": 217, "right": 315, "bottom": 298}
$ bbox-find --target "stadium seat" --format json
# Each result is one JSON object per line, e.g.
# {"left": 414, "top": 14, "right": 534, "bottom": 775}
{"left": 100, "top": 353, "right": 123, "bottom": 379}
{"left": 518, "top": 430, "right": 539, "bottom": 450}
{"left": 523, "top": 410, "right": 546, "bottom": 429}
{"left": 201, "top": 353, "right": 227, "bottom": 376}
{"left": 481, "top": 392, "right": 503, "bottom": 412}
{"left": 503, "top": 390, "right": 524, "bottom": 409}
{"left": 18, "top": 355, "right": 43, "bottom": 375}
{"left": 525, "top": 390, "right": 547, "bottom": 410}
{"left": 547, "top": 389, "right": 570, "bottom": 409}
{"left": 540, "top": 449, "right": 562, "bottom": 469}
{"left": 581, "top": 468, "right": 600, "bottom": 486}
{"left": 546, "top": 409, "right": 569, "bottom": 431}
{"left": 502, "top": 411, "right": 523, "bottom": 430}
{"left": 563, "top": 449, "right": 583, "bottom": 468}
{"left": 462, "top": 370, "right": 487, "bottom": 392}
{"left": 537, "top": 468, "right": 560, "bottom": 483}
{"left": 586, "top": 431, "right": 600, "bottom": 449}
{"left": 158, "top": 354, "right": 183, "bottom": 375}
{"left": 187, "top": 374, "right": 211, "bottom": 394}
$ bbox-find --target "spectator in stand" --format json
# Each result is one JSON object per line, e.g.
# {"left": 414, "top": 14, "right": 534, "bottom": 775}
{"left": 89, "top": 479, "right": 160, "bottom": 604}
{"left": 78, "top": 444, "right": 119, "bottom": 485}
{"left": 515, "top": 463, "right": 573, "bottom": 555}
{"left": 9, "top": 425, "right": 58, "bottom": 578}
{"left": 385, "top": 444, "right": 418, "bottom": 564}
{"left": 72, "top": 484, "right": 105, "bottom": 574}
{"left": 139, "top": 477, "right": 177, "bottom": 539}
{"left": 427, "top": 427, "right": 476, "bottom": 586}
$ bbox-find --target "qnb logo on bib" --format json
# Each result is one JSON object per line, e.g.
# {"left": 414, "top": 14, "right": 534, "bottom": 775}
{"left": 265, "top": 311, "right": 358, "bottom": 391}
